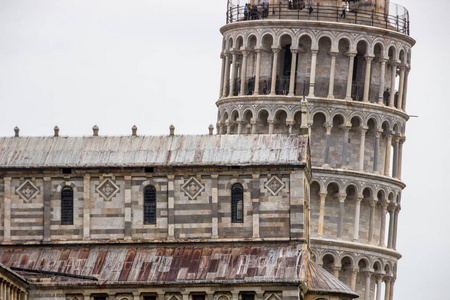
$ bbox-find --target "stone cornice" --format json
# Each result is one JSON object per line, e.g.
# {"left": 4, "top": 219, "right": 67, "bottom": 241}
{"left": 311, "top": 238, "right": 402, "bottom": 260}
{"left": 220, "top": 20, "right": 416, "bottom": 47}
{"left": 312, "top": 167, "right": 406, "bottom": 189}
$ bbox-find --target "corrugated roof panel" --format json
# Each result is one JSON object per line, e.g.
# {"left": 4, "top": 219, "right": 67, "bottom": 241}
{"left": 0, "top": 134, "right": 308, "bottom": 168}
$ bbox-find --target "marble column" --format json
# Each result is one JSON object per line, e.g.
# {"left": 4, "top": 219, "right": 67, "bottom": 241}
{"left": 318, "top": 190, "right": 327, "bottom": 236}
{"left": 288, "top": 48, "right": 299, "bottom": 96}
{"left": 364, "top": 271, "right": 373, "bottom": 300}
{"left": 384, "top": 277, "right": 392, "bottom": 300}
{"left": 345, "top": 52, "right": 357, "bottom": 100}
{"left": 251, "top": 119, "right": 257, "bottom": 134}
{"left": 389, "top": 62, "right": 397, "bottom": 107}
{"left": 373, "top": 130, "right": 382, "bottom": 173}
{"left": 236, "top": 120, "right": 243, "bottom": 135}
{"left": 222, "top": 53, "right": 231, "bottom": 97}
{"left": 324, "top": 123, "right": 333, "bottom": 165}
{"left": 397, "top": 65, "right": 406, "bottom": 109}
{"left": 398, "top": 137, "right": 405, "bottom": 180}
{"left": 228, "top": 51, "right": 238, "bottom": 97}
{"left": 387, "top": 205, "right": 395, "bottom": 249}
{"left": 363, "top": 55, "right": 374, "bottom": 102}
{"left": 268, "top": 120, "right": 275, "bottom": 134}
{"left": 393, "top": 206, "right": 400, "bottom": 250}
{"left": 341, "top": 125, "right": 351, "bottom": 167}
{"left": 327, "top": 51, "right": 338, "bottom": 98}
{"left": 4, "top": 177, "right": 11, "bottom": 242}
{"left": 379, "top": 200, "right": 388, "bottom": 247}
{"left": 401, "top": 69, "right": 410, "bottom": 111}
{"left": 390, "top": 279, "right": 396, "bottom": 300}
{"left": 350, "top": 268, "right": 359, "bottom": 291}
{"left": 359, "top": 126, "right": 368, "bottom": 171}
{"left": 239, "top": 49, "right": 249, "bottom": 96}
{"left": 308, "top": 50, "right": 319, "bottom": 97}
{"left": 337, "top": 194, "right": 346, "bottom": 238}
{"left": 368, "top": 198, "right": 377, "bottom": 244}
{"left": 353, "top": 196, "right": 363, "bottom": 241}
{"left": 219, "top": 53, "right": 226, "bottom": 97}
{"left": 376, "top": 274, "right": 384, "bottom": 300}
{"left": 378, "top": 58, "right": 388, "bottom": 104}
{"left": 254, "top": 47, "right": 262, "bottom": 95}
{"left": 270, "top": 47, "right": 281, "bottom": 95}
{"left": 384, "top": 133, "right": 393, "bottom": 176}
{"left": 392, "top": 136, "right": 400, "bottom": 178}
{"left": 333, "top": 265, "right": 342, "bottom": 279}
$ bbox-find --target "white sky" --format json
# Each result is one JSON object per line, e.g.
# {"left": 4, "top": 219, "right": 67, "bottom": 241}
{"left": 0, "top": 0, "right": 448, "bottom": 299}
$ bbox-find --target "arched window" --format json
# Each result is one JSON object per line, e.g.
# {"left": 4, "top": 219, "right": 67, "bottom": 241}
{"left": 231, "top": 183, "right": 243, "bottom": 223}
{"left": 144, "top": 186, "right": 157, "bottom": 225}
{"left": 61, "top": 187, "right": 73, "bottom": 225}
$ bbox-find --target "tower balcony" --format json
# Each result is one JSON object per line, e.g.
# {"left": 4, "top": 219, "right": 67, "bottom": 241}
{"left": 226, "top": 0, "right": 410, "bottom": 35}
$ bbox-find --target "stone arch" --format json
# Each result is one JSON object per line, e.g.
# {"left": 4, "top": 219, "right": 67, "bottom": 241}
{"left": 372, "top": 38, "right": 387, "bottom": 57}
{"left": 260, "top": 31, "right": 276, "bottom": 49}
{"left": 230, "top": 109, "right": 240, "bottom": 122}
{"left": 335, "top": 33, "right": 354, "bottom": 50}
{"left": 226, "top": 178, "right": 250, "bottom": 190}
{"left": 357, "top": 256, "right": 371, "bottom": 270}
{"left": 362, "top": 186, "right": 374, "bottom": 198}
{"left": 226, "top": 36, "right": 234, "bottom": 51}
{"left": 387, "top": 44, "right": 398, "bottom": 61}
{"left": 373, "top": 259, "right": 383, "bottom": 273}
{"left": 316, "top": 31, "right": 335, "bottom": 50}
{"left": 330, "top": 110, "right": 348, "bottom": 124}
{"left": 365, "top": 114, "right": 381, "bottom": 129}
{"left": 56, "top": 181, "right": 79, "bottom": 193}
{"left": 247, "top": 33, "right": 258, "bottom": 49}
{"left": 273, "top": 108, "right": 289, "bottom": 134}
{"left": 139, "top": 180, "right": 162, "bottom": 192}
{"left": 345, "top": 182, "right": 360, "bottom": 198}
{"left": 277, "top": 30, "right": 295, "bottom": 46}
{"left": 325, "top": 180, "right": 342, "bottom": 194}
{"left": 297, "top": 31, "right": 315, "bottom": 48}
{"left": 321, "top": 252, "right": 338, "bottom": 274}
{"left": 215, "top": 294, "right": 231, "bottom": 300}
{"left": 355, "top": 36, "right": 373, "bottom": 55}
{"left": 235, "top": 35, "right": 245, "bottom": 50}
{"left": 311, "top": 108, "right": 331, "bottom": 123}
{"left": 339, "top": 255, "right": 355, "bottom": 286}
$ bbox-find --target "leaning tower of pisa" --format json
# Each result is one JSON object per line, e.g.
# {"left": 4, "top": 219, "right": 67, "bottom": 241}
{"left": 216, "top": 1, "right": 414, "bottom": 299}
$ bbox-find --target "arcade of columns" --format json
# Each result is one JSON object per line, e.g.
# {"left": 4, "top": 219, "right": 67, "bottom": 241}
{"left": 0, "top": 277, "right": 28, "bottom": 300}
{"left": 219, "top": 36, "right": 410, "bottom": 112}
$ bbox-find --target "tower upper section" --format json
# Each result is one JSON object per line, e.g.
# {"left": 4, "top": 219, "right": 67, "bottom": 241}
{"left": 226, "top": 0, "right": 409, "bottom": 34}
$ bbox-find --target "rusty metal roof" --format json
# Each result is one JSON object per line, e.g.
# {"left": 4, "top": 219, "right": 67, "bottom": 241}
{"left": 0, "top": 244, "right": 307, "bottom": 286}
{"left": 0, "top": 243, "right": 357, "bottom": 298}
{"left": 0, "top": 135, "right": 308, "bottom": 168}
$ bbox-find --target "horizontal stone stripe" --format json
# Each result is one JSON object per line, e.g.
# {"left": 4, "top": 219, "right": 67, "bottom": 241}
{"left": 174, "top": 215, "right": 212, "bottom": 224}
{"left": 90, "top": 229, "right": 125, "bottom": 235}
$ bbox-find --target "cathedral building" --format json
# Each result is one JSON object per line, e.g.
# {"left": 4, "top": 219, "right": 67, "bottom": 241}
{"left": 0, "top": 1, "right": 413, "bottom": 300}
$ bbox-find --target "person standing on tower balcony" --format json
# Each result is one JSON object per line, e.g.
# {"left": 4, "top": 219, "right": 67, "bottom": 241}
{"left": 341, "top": 1, "right": 349, "bottom": 19}
{"left": 244, "top": 3, "right": 249, "bottom": 20}
{"left": 262, "top": 0, "right": 269, "bottom": 18}
{"left": 383, "top": 88, "right": 390, "bottom": 106}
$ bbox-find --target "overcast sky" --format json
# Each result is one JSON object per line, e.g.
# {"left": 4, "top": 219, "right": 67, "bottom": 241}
{"left": 0, "top": 0, "right": 448, "bottom": 299}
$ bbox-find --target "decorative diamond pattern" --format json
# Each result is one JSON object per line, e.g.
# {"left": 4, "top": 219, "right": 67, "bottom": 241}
{"left": 265, "top": 176, "right": 285, "bottom": 196}
{"left": 16, "top": 180, "right": 39, "bottom": 202}
{"left": 181, "top": 177, "right": 205, "bottom": 200}
{"left": 96, "top": 178, "right": 119, "bottom": 201}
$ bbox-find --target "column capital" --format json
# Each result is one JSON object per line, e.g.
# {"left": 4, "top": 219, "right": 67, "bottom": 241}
{"left": 254, "top": 46, "right": 262, "bottom": 52}
{"left": 271, "top": 46, "right": 281, "bottom": 53}
{"left": 345, "top": 49, "right": 357, "bottom": 57}
{"left": 333, "top": 265, "right": 342, "bottom": 272}
{"left": 355, "top": 195, "right": 363, "bottom": 203}
{"left": 268, "top": 119, "right": 275, "bottom": 125}
{"left": 329, "top": 51, "right": 339, "bottom": 57}
{"left": 379, "top": 56, "right": 389, "bottom": 63}
{"left": 383, "top": 275, "right": 393, "bottom": 283}
{"left": 241, "top": 49, "right": 250, "bottom": 56}
{"left": 365, "top": 55, "right": 375, "bottom": 61}
{"left": 359, "top": 126, "right": 369, "bottom": 133}
{"left": 389, "top": 60, "right": 400, "bottom": 67}
{"left": 387, "top": 203, "right": 397, "bottom": 213}
{"left": 375, "top": 272, "right": 386, "bottom": 280}
{"left": 364, "top": 270, "right": 374, "bottom": 277}
{"left": 311, "top": 49, "right": 319, "bottom": 55}
{"left": 351, "top": 267, "right": 360, "bottom": 275}
{"left": 369, "top": 198, "right": 377, "bottom": 207}
{"left": 220, "top": 52, "right": 225, "bottom": 59}
{"left": 400, "top": 136, "right": 406, "bottom": 143}
{"left": 381, "top": 200, "right": 389, "bottom": 209}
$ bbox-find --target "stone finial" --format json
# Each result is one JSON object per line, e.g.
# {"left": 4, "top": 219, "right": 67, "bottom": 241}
{"left": 169, "top": 124, "right": 175, "bottom": 136}
{"left": 54, "top": 126, "right": 59, "bottom": 137}
{"left": 132, "top": 125, "right": 138, "bottom": 137}
{"left": 208, "top": 124, "right": 214, "bottom": 135}
{"left": 14, "top": 126, "right": 19, "bottom": 137}
{"left": 92, "top": 125, "right": 99, "bottom": 136}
